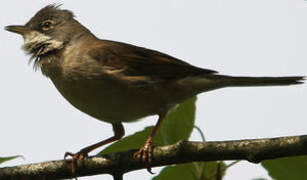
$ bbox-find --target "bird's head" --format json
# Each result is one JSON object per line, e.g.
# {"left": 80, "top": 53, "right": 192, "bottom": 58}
{"left": 5, "top": 4, "right": 90, "bottom": 68}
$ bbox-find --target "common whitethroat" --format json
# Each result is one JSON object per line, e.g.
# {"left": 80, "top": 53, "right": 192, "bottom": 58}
{"left": 5, "top": 4, "right": 305, "bottom": 174}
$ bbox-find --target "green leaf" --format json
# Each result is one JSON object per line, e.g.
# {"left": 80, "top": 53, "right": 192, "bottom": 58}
{"left": 0, "top": 155, "right": 23, "bottom": 165}
{"left": 152, "top": 164, "right": 195, "bottom": 180}
{"left": 261, "top": 155, "right": 307, "bottom": 180}
{"left": 153, "top": 161, "right": 226, "bottom": 180}
{"left": 99, "top": 97, "right": 196, "bottom": 155}
{"left": 99, "top": 126, "right": 154, "bottom": 154}
{"left": 156, "top": 97, "right": 196, "bottom": 145}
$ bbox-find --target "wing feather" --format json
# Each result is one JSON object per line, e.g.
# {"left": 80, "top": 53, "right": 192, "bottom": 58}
{"left": 89, "top": 40, "right": 217, "bottom": 82}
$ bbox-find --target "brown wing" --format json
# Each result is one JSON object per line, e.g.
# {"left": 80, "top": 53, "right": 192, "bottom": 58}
{"left": 89, "top": 39, "right": 217, "bottom": 82}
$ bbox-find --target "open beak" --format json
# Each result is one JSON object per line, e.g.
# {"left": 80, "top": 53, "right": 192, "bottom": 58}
{"left": 5, "top": 25, "right": 30, "bottom": 35}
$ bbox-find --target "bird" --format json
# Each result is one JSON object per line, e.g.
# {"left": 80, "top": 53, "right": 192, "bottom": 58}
{"left": 5, "top": 4, "right": 305, "bottom": 174}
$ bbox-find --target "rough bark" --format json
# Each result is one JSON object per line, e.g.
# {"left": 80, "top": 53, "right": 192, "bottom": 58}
{"left": 1, "top": 135, "right": 307, "bottom": 180}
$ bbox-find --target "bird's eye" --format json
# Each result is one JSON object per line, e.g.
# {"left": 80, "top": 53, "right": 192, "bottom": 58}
{"left": 41, "top": 20, "right": 55, "bottom": 31}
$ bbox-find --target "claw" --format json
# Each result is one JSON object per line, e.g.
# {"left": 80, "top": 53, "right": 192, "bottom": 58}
{"left": 64, "top": 152, "right": 75, "bottom": 159}
{"left": 134, "top": 137, "right": 154, "bottom": 174}
{"left": 147, "top": 167, "right": 154, "bottom": 174}
{"left": 64, "top": 151, "right": 89, "bottom": 175}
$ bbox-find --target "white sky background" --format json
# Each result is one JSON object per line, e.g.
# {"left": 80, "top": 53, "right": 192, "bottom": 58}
{"left": 1, "top": 0, "right": 307, "bottom": 179}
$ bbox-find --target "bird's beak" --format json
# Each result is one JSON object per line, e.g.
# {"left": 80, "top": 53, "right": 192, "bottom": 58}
{"left": 5, "top": 25, "right": 30, "bottom": 36}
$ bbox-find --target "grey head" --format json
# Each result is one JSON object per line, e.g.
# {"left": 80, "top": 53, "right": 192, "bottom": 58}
{"left": 5, "top": 4, "right": 92, "bottom": 67}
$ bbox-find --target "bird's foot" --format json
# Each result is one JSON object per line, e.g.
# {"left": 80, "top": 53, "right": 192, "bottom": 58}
{"left": 134, "top": 137, "right": 154, "bottom": 174}
{"left": 64, "top": 150, "right": 89, "bottom": 175}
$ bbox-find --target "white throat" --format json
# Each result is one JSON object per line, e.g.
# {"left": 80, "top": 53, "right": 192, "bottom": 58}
{"left": 21, "top": 31, "right": 64, "bottom": 69}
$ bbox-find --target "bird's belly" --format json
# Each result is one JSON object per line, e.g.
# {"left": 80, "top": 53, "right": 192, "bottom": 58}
{"left": 51, "top": 77, "right": 168, "bottom": 123}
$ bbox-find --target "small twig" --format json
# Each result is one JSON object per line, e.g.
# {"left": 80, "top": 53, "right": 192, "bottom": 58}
{"left": 226, "top": 160, "right": 241, "bottom": 168}
{"left": 194, "top": 125, "right": 206, "bottom": 142}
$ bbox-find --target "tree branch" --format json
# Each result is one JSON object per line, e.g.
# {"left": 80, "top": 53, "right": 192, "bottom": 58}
{"left": 1, "top": 135, "right": 307, "bottom": 180}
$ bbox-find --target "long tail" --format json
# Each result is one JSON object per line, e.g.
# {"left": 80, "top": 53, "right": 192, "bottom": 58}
{"left": 215, "top": 75, "right": 305, "bottom": 87}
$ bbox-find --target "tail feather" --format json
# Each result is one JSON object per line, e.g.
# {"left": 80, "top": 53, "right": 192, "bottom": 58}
{"left": 214, "top": 75, "right": 305, "bottom": 87}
